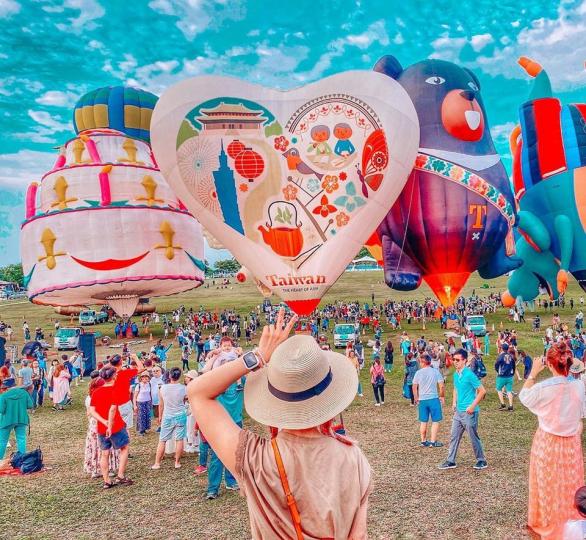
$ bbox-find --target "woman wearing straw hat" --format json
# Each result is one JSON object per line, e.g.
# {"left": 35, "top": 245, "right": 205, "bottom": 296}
{"left": 188, "top": 309, "right": 372, "bottom": 539}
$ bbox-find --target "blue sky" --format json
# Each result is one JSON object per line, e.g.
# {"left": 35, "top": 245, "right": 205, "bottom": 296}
{"left": 2, "top": 0, "right": 586, "bottom": 266}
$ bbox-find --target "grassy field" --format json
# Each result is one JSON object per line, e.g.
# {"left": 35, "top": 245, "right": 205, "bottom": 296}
{"left": 0, "top": 271, "right": 584, "bottom": 540}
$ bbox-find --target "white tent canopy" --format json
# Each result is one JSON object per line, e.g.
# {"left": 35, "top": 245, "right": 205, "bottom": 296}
{"left": 351, "top": 256, "right": 377, "bottom": 264}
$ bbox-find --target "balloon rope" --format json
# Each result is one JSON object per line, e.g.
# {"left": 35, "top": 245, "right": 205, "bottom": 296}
{"left": 390, "top": 175, "right": 416, "bottom": 290}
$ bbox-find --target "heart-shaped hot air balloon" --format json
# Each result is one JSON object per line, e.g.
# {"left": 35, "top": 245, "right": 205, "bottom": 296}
{"left": 151, "top": 73, "right": 419, "bottom": 314}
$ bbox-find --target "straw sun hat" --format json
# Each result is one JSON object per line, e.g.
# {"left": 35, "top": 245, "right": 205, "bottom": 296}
{"left": 244, "top": 335, "right": 358, "bottom": 430}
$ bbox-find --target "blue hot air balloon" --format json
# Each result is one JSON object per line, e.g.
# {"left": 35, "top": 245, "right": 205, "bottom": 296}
{"left": 73, "top": 86, "right": 158, "bottom": 143}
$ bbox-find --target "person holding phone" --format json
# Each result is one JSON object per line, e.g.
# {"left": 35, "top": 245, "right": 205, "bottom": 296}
{"left": 187, "top": 309, "right": 372, "bottom": 538}
{"left": 520, "top": 343, "right": 585, "bottom": 539}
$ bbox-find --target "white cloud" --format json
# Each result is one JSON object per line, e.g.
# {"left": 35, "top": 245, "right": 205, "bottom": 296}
{"left": 292, "top": 20, "right": 389, "bottom": 83}
{"left": 0, "top": 0, "right": 20, "bottom": 18}
{"left": 13, "top": 111, "right": 71, "bottom": 144}
{"left": 148, "top": 0, "right": 246, "bottom": 40}
{"left": 470, "top": 33, "right": 493, "bottom": 52}
{"left": 55, "top": 0, "right": 106, "bottom": 34}
{"left": 88, "top": 39, "right": 104, "bottom": 49}
{"left": 0, "top": 150, "right": 56, "bottom": 188}
{"left": 28, "top": 110, "right": 69, "bottom": 131}
{"left": 431, "top": 1, "right": 586, "bottom": 90}
{"left": 393, "top": 32, "right": 405, "bottom": 45}
{"left": 0, "top": 76, "right": 43, "bottom": 97}
{"left": 36, "top": 90, "right": 78, "bottom": 107}
{"left": 490, "top": 122, "right": 517, "bottom": 145}
{"left": 103, "top": 53, "right": 138, "bottom": 79}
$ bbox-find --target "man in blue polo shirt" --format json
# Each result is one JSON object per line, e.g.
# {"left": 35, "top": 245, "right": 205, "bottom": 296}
{"left": 439, "top": 348, "right": 487, "bottom": 470}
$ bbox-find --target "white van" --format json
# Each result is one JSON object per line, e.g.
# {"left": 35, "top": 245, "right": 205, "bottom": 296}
{"left": 333, "top": 323, "right": 357, "bottom": 348}
{"left": 54, "top": 327, "right": 81, "bottom": 350}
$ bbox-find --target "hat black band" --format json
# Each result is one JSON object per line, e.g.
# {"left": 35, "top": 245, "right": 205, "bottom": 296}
{"left": 267, "top": 368, "right": 333, "bottom": 402}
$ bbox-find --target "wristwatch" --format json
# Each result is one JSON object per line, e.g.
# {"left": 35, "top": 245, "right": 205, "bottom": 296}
{"left": 242, "top": 350, "right": 262, "bottom": 372}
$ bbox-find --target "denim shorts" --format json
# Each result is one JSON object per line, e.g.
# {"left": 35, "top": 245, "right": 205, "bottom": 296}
{"left": 98, "top": 428, "right": 130, "bottom": 451}
{"left": 159, "top": 413, "right": 187, "bottom": 442}
{"left": 418, "top": 398, "right": 443, "bottom": 422}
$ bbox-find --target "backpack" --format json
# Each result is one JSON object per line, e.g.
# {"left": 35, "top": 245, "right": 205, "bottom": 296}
{"left": 18, "top": 448, "right": 43, "bottom": 474}
{"left": 473, "top": 357, "right": 487, "bottom": 379}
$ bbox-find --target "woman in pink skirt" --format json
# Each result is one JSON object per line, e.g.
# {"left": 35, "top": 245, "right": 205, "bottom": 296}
{"left": 520, "top": 342, "right": 585, "bottom": 539}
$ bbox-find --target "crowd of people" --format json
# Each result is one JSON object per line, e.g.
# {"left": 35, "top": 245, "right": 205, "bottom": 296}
{"left": 2, "top": 294, "right": 586, "bottom": 538}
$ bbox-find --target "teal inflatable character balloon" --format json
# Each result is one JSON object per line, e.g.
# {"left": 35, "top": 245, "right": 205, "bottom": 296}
{"left": 503, "top": 57, "right": 586, "bottom": 306}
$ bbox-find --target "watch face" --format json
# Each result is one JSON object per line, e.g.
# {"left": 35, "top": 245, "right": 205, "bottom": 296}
{"left": 243, "top": 351, "right": 258, "bottom": 369}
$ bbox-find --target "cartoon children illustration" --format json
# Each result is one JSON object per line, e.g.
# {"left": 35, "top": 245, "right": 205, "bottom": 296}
{"left": 307, "top": 125, "right": 332, "bottom": 163}
{"left": 333, "top": 122, "right": 355, "bottom": 157}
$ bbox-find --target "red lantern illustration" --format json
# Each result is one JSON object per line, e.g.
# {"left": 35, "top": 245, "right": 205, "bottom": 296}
{"left": 234, "top": 147, "right": 264, "bottom": 182}
{"left": 227, "top": 139, "right": 245, "bottom": 159}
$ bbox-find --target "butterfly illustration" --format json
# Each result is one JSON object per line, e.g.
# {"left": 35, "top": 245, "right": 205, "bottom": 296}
{"left": 356, "top": 129, "right": 388, "bottom": 198}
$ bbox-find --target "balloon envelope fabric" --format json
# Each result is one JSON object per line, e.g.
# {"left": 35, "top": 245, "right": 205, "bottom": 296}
{"left": 152, "top": 72, "right": 419, "bottom": 314}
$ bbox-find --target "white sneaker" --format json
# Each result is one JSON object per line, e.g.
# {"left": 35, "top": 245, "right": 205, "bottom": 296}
{"left": 358, "top": 393, "right": 363, "bottom": 397}
{"left": 375, "top": 403, "right": 381, "bottom": 407}
{"left": 381, "top": 401, "right": 385, "bottom": 405}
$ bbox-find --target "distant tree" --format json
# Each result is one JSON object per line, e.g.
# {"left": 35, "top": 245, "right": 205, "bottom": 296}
{"left": 214, "top": 258, "right": 240, "bottom": 274}
{"left": 0, "top": 263, "right": 24, "bottom": 286}
{"left": 356, "top": 247, "right": 371, "bottom": 259}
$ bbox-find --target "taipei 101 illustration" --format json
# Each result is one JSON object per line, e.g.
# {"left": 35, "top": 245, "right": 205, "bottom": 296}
{"left": 212, "top": 140, "right": 244, "bottom": 234}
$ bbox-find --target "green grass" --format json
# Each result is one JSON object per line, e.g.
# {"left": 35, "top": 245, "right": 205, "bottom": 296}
{"left": 0, "top": 271, "right": 584, "bottom": 539}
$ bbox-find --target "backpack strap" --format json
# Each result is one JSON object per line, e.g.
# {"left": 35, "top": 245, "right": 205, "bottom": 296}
{"left": 270, "top": 438, "right": 303, "bottom": 540}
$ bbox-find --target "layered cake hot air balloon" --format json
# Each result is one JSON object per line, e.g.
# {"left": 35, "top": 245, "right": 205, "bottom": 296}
{"left": 21, "top": 86, "right": 205, "bottom": 318}
{"left": 502, "top": 58, "right": 586, "bottom": 305}
{"left": 375, "top": 56, "right": 518, "bottom": 306}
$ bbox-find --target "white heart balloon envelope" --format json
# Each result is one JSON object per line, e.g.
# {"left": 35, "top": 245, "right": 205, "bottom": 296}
{"left": 151, "top": 72, "right": 419, "bottom": 314}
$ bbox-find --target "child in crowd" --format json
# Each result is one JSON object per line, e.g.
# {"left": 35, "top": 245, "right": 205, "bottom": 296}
{"left": 203, "top": 337, "right": 242, "bottom": 372}
{"left": 133, "top": 372, "right": 153, "bottom": 435}
{"left": 563, "top": 486, "right": 586, "bottom": 539}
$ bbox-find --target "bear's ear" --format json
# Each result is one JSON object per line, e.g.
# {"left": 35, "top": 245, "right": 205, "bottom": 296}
{"left": 463, "top": 68, "right": 481, "bottom": 90}
{"left": 374, "top": 55, "right": 403, "bottom": 79}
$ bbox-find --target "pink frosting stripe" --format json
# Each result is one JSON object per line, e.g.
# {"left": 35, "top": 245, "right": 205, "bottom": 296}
{"left": 21, "top": 204, "right": 192, "bottom": 228}
{"left": 29, "top": 274, "right": 204, "bottom": 299}
{"left": 41, "top": 161, "right": 159, "bottom": 182}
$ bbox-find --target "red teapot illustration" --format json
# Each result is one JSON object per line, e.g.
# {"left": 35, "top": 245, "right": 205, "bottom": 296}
{"left": 258, "top": 201, "right": 304, "bottom": 257}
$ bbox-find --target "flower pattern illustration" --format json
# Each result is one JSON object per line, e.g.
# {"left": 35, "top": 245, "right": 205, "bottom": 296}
{"left": 312, "top": 194, "right": 337, "bottom": 218}
{"left": 333, "top": 182, "right": 366, "bottom": 212}
{"left": 282, "top": 184, "right": 298, "bottom": 201}
{"left": 336, "top": 212, "right": 350, "bottom": 227}
{"left": 321, "top": 175, "right": 339, "bottom": 194}
{"left": 306, "top": 178, "right": 320, "bottom": 193}
{"left": 273, "top": 135, "right": 289, "bottom": 152}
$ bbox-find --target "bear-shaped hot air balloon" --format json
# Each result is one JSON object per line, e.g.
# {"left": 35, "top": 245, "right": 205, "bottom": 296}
{"left": 21, "top": 87, "right": 205, "bottom": 318}
{"left": 375, "top": 56, "right": 518, "bottom": 306}
{"left": 502, "top": 58, "right": 586, "bottom": 305}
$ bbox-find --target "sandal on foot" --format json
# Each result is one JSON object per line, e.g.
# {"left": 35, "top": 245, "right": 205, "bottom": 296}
{"left": 102, "top": 482, "right": 116, "bottom": 489}
{"left": 115, "top": 476, "right": 134, "bottom": 486}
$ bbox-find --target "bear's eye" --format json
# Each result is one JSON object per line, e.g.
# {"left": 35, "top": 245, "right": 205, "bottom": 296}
{"left": 425, "top": 76, "right": 445, "bottom": 85}
{"left": 468, "top": 81, "right": 479, "bottom": 91}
